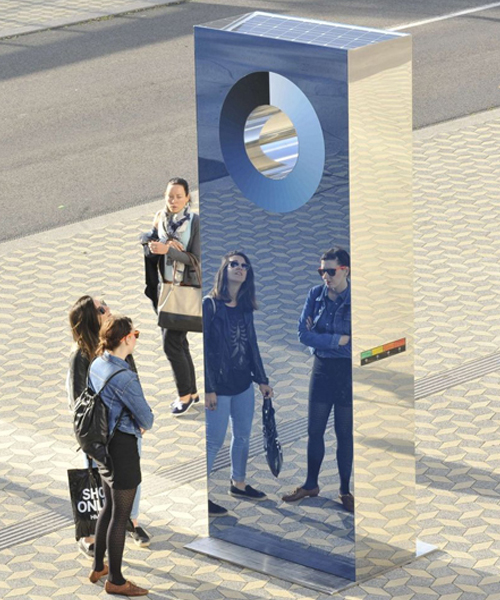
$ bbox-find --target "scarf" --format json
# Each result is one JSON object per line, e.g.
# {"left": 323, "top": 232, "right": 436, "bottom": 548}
{"left": 158, "top": 205, "right": 192, "bottom": 282}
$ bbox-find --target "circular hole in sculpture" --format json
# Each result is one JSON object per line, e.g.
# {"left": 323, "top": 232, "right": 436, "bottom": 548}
{"left": 243, "top": 105, "right": 299, "bottom": 180}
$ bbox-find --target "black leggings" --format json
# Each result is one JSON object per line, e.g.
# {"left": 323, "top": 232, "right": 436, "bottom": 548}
{"left": 93, "top": 481, "right": 137, "bottom": 585}
{"left": 162, "top": 328, "right": 197, "bottom": 397}
{"left": 303, "top": 357, "right": 353, "bottom": 495}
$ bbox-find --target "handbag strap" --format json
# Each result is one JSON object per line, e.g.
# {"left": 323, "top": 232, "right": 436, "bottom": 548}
{"left": 172, "top": 252, "right": 202, "bottom": 286}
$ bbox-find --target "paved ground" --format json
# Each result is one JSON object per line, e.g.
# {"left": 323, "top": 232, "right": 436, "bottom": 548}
{"left": 0, "top": 0, "right": 186, "bottom": 39}
{"left": 1, "top": 104, "right": 500, "bottom": 598}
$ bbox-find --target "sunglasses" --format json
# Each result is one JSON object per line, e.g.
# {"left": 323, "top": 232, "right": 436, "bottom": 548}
{"left": 228, "top": 260, "right": 250, "bottom": 271}
{"left": 121, "top": 330, "right": 140, "bottom": 342}
{"left": 318, "top": 266, "right": 348, "bottom": 277}
{"left": 97, "top": 300, "right": 108, "bottom": 315}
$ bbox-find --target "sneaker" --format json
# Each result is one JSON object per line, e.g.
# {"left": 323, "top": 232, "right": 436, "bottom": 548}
{"left": 208, "top": 499, "right": 228, "bottom": 517}
{"left": 229, "top": 483, "right": 267, "bottom": 501}
{"left": 77, "top": 537, "right": 95, "bottom": 558}
{"left": 171, "top": 395, "right": 200, "bottom": 407}
{"left": 130, "top": 526, "right": 151, "bottom": 548}
{"left": 171, "top": 397, "right": 194, "bottom": 416}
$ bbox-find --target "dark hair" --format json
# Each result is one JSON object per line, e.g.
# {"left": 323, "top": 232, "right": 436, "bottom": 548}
{"left": 210, "top": 251, "right": 258, "bottom": 312}
{"left": 166, "top": 177, "right": 189, "bottom": 196}
{"left": 97, "top": 315, "right": 133, "bottom": 355}
{"left": 69, "top": 295, "right": 100, "bottom": 360}
{"left": 321, "top": 247, "right": 350, "bottom": 268}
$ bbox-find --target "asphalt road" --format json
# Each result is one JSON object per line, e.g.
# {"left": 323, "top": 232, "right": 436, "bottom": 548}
{"left": 1, "top": 0, "right": 499, "bottom": 241}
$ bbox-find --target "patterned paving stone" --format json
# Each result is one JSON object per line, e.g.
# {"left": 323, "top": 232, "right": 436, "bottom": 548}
{"left": 1, "top": 105, "right": 500, "bottom": 597}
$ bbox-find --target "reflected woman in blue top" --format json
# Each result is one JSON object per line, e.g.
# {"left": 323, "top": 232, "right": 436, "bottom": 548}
{"left": 88, "top": 315, "right": 153, "bottom": 596}
{"left": 282, "top": 248, "right": 354, "bottom": 513}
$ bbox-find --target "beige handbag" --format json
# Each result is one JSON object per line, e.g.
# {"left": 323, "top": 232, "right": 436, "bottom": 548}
{"left": 157, "top": 253, "right": 202, "bottom": 332}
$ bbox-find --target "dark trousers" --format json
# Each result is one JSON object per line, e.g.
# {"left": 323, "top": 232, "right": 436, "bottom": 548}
{"left": 161, "top": 328, "right": 198, "bottom": 397}
{"left": 304, "top": 356, "right": 353, "bottom": 494}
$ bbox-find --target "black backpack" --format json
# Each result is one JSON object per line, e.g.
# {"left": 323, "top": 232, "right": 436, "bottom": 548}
{"left": 73, "top": 368, "right": 127, "bottom": 465}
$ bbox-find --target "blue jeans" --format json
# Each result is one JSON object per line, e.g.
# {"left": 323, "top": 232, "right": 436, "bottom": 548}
{"left": 206, "top": 384, "right": 255, "bottom": 482}
{"left": 83, "top": 435, "right": 141, "bottom": 521}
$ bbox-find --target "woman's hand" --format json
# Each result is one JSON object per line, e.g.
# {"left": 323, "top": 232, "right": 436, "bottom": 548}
{"left": 140, "top": 427, "right": 146, "bottom": 435}
{"left": 339, "top": 335, "right": 350, "bottom": 346}
{"left": 306, "top": 316, "right": 313, "bottom": 331}
{"left": 168, "top": 239, "right": 184, "bottom": 251}
{"left": 259, "top": 384, "right": 274, "bottom": 399}
{"left": 148, "top": 241, "right": 169, "bottom": 255}
{"left": 205, "top": 392, "right": 217, "bottom": 410}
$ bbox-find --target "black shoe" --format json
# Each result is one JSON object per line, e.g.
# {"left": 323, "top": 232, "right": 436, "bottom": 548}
{"left": 129, "top": 525, "right": 151, "bottom": 547}
{"left": 77, "top": 537, "right": 95, "bottom": 558}
{"left": 208, "top": 500, "right": 228, "bottom": 517}
{"left": 126, "top": 518, "right": 135, "bottom": 533}
{"left": 171, "top": 397, "right": 194, "bottom": 416}
{"left": 229, "top": 484, "right": 267, "bottom": 501}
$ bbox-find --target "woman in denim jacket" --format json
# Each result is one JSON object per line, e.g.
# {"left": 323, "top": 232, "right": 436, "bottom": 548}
{"left": 282, "top": 248, "right": 354, "bottom": 512}
{"left": 203, "top": 251, "right": 273, "bottom": 517}
{"left": 88, "top": 315, "right": 154, "bottom": 597}
{"left": 67, "top": 296, "right": 150, "bottom": 554}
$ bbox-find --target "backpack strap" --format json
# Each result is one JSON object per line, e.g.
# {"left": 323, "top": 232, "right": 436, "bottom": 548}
{"left": 86, "top": 356, "right": 128, "bottom": 392}
{"left": 98, "top": 368, "right": 128, "bottom": 394}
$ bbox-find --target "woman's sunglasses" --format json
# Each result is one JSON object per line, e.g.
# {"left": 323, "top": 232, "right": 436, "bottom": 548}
{"left": 228, "top": 260, "right": 250, "bottom": 271}
{"left": 97, "top": 300, "right": 108, "bottom": 315}
{"left": 120, "top": 330, "right": 140, "bottom": 342}
{"left": 318, "top": 266, "right": 348, "bottom": 277}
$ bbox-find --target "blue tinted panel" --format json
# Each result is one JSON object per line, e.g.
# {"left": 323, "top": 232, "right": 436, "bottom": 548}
{"left": 199, "top": 12, "right": 403, "bottom": 50}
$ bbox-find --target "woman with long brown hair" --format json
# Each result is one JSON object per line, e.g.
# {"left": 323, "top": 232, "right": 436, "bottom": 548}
{"left": 67, "top": 295, "right": 110, "bottom": 556}
{"left": 203, "top": 251, "right": 273, "bottom": 516}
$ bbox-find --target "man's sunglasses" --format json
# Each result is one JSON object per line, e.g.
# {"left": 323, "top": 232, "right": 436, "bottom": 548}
{"left": 97, "top": 300, "right": 108, "bottom": 315}
{"left": 228, "top": 260, "right": 250, "bottom": 271}
{"left": 318, "top": 266, "right": 348, "bottom": 277}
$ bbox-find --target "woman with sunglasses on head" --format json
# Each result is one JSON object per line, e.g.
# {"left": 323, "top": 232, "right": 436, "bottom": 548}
{"left": 67, "top": 296, "right": 112, "bottom": 557}
{"left": 88, "top": 315, "right": 154, "bottom": 597}
{"left": 282, "top": 248, "right": 354, "bottom": 513}
{"left": 203, "top": 252, "right": 273, "bottom": 517}
{"left": 142, "top": 177, "right": 200, "bottom": 417}
{"left": 67, "top": 297, "right": 150, "bottom": 556}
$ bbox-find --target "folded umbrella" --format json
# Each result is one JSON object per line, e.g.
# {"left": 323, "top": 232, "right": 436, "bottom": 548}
{"left": 262, "top": 395, "right": 283, "bottom": 477}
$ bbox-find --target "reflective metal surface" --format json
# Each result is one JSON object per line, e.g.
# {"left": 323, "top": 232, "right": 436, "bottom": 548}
{"left": 193, "top": 11, "right": 414, "bottom": 585}
{"left": 244, "top": 105, "right": 299, "bottom": 180}
{"left": 348, "top": 35, "right": 415, "bottom": 578}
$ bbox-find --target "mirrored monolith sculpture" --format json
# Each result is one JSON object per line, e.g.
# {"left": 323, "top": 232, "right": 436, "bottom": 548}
{"left": 187, "top": 11, "right": 418, "bottom": 590}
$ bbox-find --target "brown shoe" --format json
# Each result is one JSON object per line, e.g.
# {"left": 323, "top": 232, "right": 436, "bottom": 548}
{"left": 339, "top": 492, "right": 354, "bottom": 513}
{"left": 89, "top": 564, "right": 108, "bottom": 583}
{"left": 105, "top": 580, "right": 149, "bottom": 596}
{"left": 282, "top": 486, "right": 319, "bottom": 502}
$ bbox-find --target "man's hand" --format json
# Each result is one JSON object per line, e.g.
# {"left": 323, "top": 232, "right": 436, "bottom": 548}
{"left": 205, "top": 392, "right": 217, "bottom": 410}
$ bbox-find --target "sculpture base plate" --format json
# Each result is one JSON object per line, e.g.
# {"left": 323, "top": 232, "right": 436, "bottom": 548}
{"left": 185, "top": 537, "right": 439, "bottom": 595}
